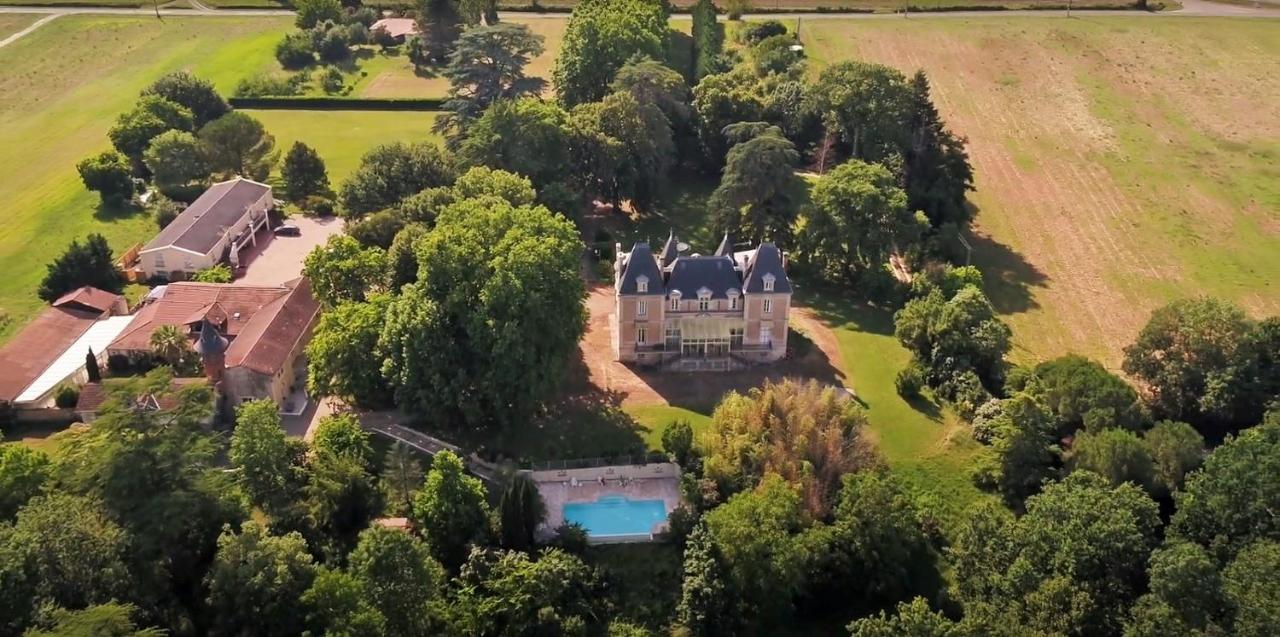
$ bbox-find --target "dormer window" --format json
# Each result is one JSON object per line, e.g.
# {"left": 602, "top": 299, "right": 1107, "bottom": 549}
{"left": 763, "top": 273, "right": 775, "bottom": 292}
{"left": 669, "top": 292, "right": 681, "bottom": 311}
{"left": 636, "top": 275, "right": 649, "bottom": 294}
{"left": 728, "top": 289, "right": 740, "bottom": 310}
{"left": 698, "top": 287, "right": 712, "bottom": 312}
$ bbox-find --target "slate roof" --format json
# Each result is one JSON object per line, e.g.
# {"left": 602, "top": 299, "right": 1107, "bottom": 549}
{"left": 617, "top": 242, "right": 664, "bottom": 295}
{"left": 659, "top": 232, "right": 679, "bottom": 265}
{"left": 742, "top": 243, "right": 792, "bottom": 294}
{"left": 714, "top": 233, "right": 733, "bottom": 257}
{"left": 666, "top": 256, "right": 741, "bottom": 300}
{"left": 142, "top": 178, "right": 271, "bottom": 256}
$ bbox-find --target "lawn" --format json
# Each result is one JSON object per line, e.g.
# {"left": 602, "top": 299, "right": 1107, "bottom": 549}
{"left": 242, "top": 109, "right": 444, "bottom": 182}
{"left": 802, "top": 17, "right": 1280, "bottom": 367}
{"left": 0, "top": 16, "right": 290, "bottom": 344}
{"left": 0, "top": 14, "right": 38, "bottom": 38}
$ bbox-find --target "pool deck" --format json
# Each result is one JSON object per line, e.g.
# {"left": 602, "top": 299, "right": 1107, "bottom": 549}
{"left": 531, "top": 462, "right": 682, "bottom": 542}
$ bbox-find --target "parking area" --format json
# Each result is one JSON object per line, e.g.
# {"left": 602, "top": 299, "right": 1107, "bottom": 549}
{"left": 236, "top": 216, "right": 345, "bottom": 285}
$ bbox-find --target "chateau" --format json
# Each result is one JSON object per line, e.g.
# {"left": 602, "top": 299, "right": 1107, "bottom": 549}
{"left": 613, "top": 232, "right": 792, "bottom": 371}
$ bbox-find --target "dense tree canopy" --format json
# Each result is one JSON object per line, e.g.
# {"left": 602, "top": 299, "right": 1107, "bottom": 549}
{"left": 143, "top": 129, "right": 211, "bottom": 200}
{"left": 339, "top": 142, "right": 456, "bottom": 216}
{"left": 0, "top": 445, "right": 50, "bottom": 522}
{"left": 553, "top": 0, "right": 669, "bottom": 107}
{"left": 1031, "top": 354, "right": 1146, "bottom": 437}
{"left": 347, "top": 526, "right": 445, "bottom": 636}
{"left": 457, "top": 98, "right": 574, "bottom": 193}
{"left": 77, "top": 150, "right": 136, "bottom": 206}
{"left": 303, "top": 234, "right": 388, "bottom": 306}
{"left": 807, "top": 61, "right": 913, "bottom": 163}
{"left": 281, "top": 141, "right": 330, "bottom": 202}
{"left": 37, "top": 233, "right": 124, "bottom": 302}
{"left": 204, "top": 523, "right": 317, "bottom": 637}
{"left": 142, "top": 71, "right": 230, "bottom": 128}
{"left": 198, "top": 111, "right": 277, "bottom": 180}
{"left": 894, "top": 284, "right": 1012, "bottom": 395}
{"left": 570, "top": 90, "right": 674, "bottom": 211}
{"left": 377, "top": 197, "right": 585, "bottom": 428}
{"left": 108, "top": 95, "right": 194, "bottom": 166}
{"left": 436, "top": 23, "right": 547, "bottom": 142}
{"left": 411, "top": 451, "right": 489, "bottom": 570}
{"left": 306, "top": 296, "right": 395, "bottom": 409}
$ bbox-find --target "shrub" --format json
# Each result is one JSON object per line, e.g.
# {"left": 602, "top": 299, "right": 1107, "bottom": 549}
{"left": 936, "top": 369, "right": 992, "bottom": 420}
{"left": 740, "top": 21, "right": 785, "bottom": 44}
{"left": 895, "top": 363, "right": 925, "bottom": 398}
{"left": 234, "top": 73, "right": 303, "bottom": 97}
{"left": 373, "top": 25, "right": 399, "bottom": 49}
{"left": 320, "top": 66, "right": 345, "bottom": 94}
{"left": 151, "top": 196, "right": 183, "bottom": 229}
{"left": 54, "top": 384, "right": 80, "bottom": 409}
{"left": 971, "top": 398, "right": 1005, "bottom": 444}
{"left": 318, "top": 27, "right": 352, "bottom": 64}
{"left": 192, "top": 264, "right": 233, "bottom": 283}
{"left": 276, "top": 32, "right": 316, "bottom": 69}
{"left": 301, "top": 195, "right": 336, "bottom": 216}
{"left": 346, "top": 6, "right": 377, "bottom": 27}
{"left": 345, "top": 22, "right": 371, "bottom": 46}
{"left": 550, "top": 523, "right": 589, "bottom": 555}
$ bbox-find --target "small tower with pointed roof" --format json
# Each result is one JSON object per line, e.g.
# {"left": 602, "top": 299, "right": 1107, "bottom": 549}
{"left": 193, "top": 317, "right": 228, "bottom": 385}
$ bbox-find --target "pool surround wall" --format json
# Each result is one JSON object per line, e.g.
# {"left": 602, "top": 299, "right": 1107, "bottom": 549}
{"left": 531, "top": 462, "right": 682, "bottom": 544}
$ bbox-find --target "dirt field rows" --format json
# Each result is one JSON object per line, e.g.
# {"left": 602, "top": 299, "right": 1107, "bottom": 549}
{"left": 804, "top": 17, "right": 1280, "bottom": 367}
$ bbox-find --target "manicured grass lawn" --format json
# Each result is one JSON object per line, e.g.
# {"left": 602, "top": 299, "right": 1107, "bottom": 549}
{"left": 241, "top": 109, "right": 445, "bottom": 183}
{"left": 799, "top": 287, "right": 994, "bottom": 530}
{"left": 0, "top": 16, "right": 290, "bottom": 344}
{"left": 624, "top": 404, "right": 714, "bottom": 450}
{"left": 802, "top": 17, "right": 1280, "bottom": 367}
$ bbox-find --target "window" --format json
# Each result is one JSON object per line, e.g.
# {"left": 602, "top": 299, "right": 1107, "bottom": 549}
{"left": 729, "top": 291, "right": 740, "bottom": 310}
{"left": 636, "top": 327, "right": 647, "bottom": 344}
{"left": 763, "top": 274, "right": 775, "bottom": 292}
{"left": 761, "top": 326, "right": 772, "bottom": 345}
{"left": 636, "top": 275, "right": 648, "bottom": 294}
{"left": 183, "top": 256, "right": 195, "bottom": 271}
{"left": 665, "top": 326, "right": 681, "bottom": 348}
{"left": 155, "top": 253, "right": 166, "bottom": 269}
{"left": 637, "top": 300, "right": 647, "bottom": 318}
{"left": 699, "top": 297, "right": 710, "bottom": 312}
{"left": 730, "top": 327, "right": 744, "bottom": 348}
{"left": 669, "top": 296, "right": 680, "bottom": 311}
{"left": 763, "top": 298, "right": 773, "bottom": 314}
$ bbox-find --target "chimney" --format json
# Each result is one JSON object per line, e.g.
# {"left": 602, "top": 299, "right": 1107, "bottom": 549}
{"left": 614, "top": 242, "right": 624, "bottom": 282}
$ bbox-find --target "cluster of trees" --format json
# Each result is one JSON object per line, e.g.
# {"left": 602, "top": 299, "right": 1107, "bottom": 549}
{"left": 0, "top": 370, "right": 653, "bottom": 636}
{"left": 277, "top": 0, "right": 378, "bottom": 77}
{"left": 36, "top": 233, "right": 124, "bottom": 302}
{"left": 304, "top": 159, "right": 586, "bottom": 429}
{"left": 80, "top": 72, "right": 275, "bottom": 204}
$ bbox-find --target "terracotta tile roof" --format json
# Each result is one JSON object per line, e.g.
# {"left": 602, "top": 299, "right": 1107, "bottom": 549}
{"left": 371, "top": 18, "right": 418, "bottom": 39}
{"left": 0, "top": 306, "right": 101, "bottom": 402}
{"left": 142, "top": 178, "right": 271, "bottom": 256}
{"left": 108, "top": 279, "right": 319, "bottom": 377}
{"left": 225, "top": 278, "right": 320, "bottom": 376}
{"left": 75, "top": 377, "right": 207, "bottom": 414}
{"left": 109, "top": 282, "right": 292, "bottom": 352}
{"left": 52, "top": 286, "right": 122, "bottom": 315}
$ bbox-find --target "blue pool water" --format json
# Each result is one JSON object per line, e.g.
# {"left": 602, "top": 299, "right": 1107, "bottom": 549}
{"left": 563, "top": 495, "right": 668, "bottom": 537}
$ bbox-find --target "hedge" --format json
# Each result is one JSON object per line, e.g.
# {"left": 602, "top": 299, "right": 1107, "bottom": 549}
{"left": 229, "top": 96, "right": 447, "bottom": 111}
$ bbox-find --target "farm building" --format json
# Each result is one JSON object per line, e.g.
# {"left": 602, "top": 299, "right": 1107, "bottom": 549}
{"left": 370, "top": 18, "right": 418, "bottom": 43}
{"left": 138, "top": 178, "right": 273, "bottom": 280}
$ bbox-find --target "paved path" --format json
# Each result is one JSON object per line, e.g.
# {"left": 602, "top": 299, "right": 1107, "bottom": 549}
{"left": 359, "top": 411, "right": 504, "bottom": 483}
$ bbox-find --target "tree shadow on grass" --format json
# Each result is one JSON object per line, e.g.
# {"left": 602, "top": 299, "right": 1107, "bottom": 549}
{"left": 962, "top": 210, "right": 1048, "bottom": 315}
{"left": 92, "top": 200, "right": 147, "bottom": 224}
{"left": 793, "top": 279, "right": 898, "bottom": 337}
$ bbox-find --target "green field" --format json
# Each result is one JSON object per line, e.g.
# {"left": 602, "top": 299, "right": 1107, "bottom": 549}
{"left": 802, "top": 17, "right": 1280, "bottom": 367}
{"left": 0, "top": 14, "right": 38, "bottom": 38}
{"left": 0, "top": 16, "right": 447, "bottom": 344}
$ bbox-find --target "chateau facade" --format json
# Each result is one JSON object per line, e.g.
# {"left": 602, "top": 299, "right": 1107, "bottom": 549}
{"left": 613, "top": 232, "right": 792, "bottom": 371}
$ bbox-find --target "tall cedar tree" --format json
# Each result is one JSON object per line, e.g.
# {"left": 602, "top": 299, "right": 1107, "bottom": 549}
{"left": 37, "top": 234, "right": 124, "bottom": 302}
{"left": 435, "top": 23, "right": 546, "bottom": 144}
{"left": 905, "top": 71, "right": 973, "bottom": 227}
{"left": 416, "top": 0, "right": 463, "bottom": 64}
{"left": 709, "top": 125, "right": 801, "bottom": 243}
{"left": 281, "top": 141, "right": 330, "bottom": 201}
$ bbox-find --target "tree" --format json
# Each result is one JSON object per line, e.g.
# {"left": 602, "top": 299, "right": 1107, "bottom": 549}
{"left": 3, "top": 494, "right": 130, "bottom": 613}
{"left": 142, "top": 71, "right": 230, "bottom": 128}
{"left": 708, "top": 125, "right": 802, "bottom": 243}
{"left": 378, "top": 199, "right": 586, "bottom": 428}
{"left": 660, "top": 419, "right": 694, "bottom": 467}
{"left": 436, "top": 23, "right": 547, "bottom": 142}
{"left": 276, "top": 31, "right": 317, "bottom": 69}
{"left": 799, "top": 159, "right": 920, "bottom": 284}
{"left": 1121, "top": 297, "right": 1255, "bottom": 429}
{"left": 703, "top": 379, "right": 874, "bottom": 517}
{"left": 77, "top": 151, "right": 136, "bottom": 206}
{"left": 318, "top": 26, "right": 352, "bottom": 64}
{"left": 303, "top": 450, "right": 382, "bottom": 559}
{"left": 807, "top": 61, "right": 913, "bottom": 163}
{"left": 611, "top": 56, "right": 692, "bottom": 133}
{"left": 347, "top": 526, "right": 446, "bottom": 636}
{"left": 148, "top": 324, "right": 194, "bottom": 371}
{"left": 386, "top": 224, "right": 430, "bottom": 291}
{"left": 894, "top": 285, "right": 1011, "bottom": 390}
{"left": 85, "top": 347, "right": 102, "bottom": 383}
{"left": 904, "top": 70, "right": 973, "bottom": 227}
{"left": 108, "top": 95, "right": 194, "bottom": 165}
{"left": 950, "top": 472, "right": 1160, "bottom": 636}
{"left": 690, "top": 0, "right": 724, "bottom": 81}
{"left": 497, "top": 473, "right": 545, "bottom": 552}
{"left": 198, "top": 111, "right": 277, "bottom": 181}
{"left": 1069, "top": 428, "right": 1155, "bottom": 490}
{"left": 1221, "top": 540, "right": 1280, "bottom": 637}
{"left": 702, "top": 475, "right": 805, "bottom": 628}
{"left": 0, "top": 445, "right": 50, "bottom": 521}
{"left": 676, "top": 521, "right": 730, "bottom": 636}
{"left": 1169, "top": 421, "right": 1280, "bottom": 561}
{"left": 302, "top": 568, "right": 387, "bottom": 637}
{"left": 691, "top": 69, "right": 764, "bottom": 166}
{"left": 553, "top": 0, "right": 669, "bottom": 107}
{"left": 23, "top": 603, "right": 164, "bottom": 637}
{"left": 570, "top": 91, "right": 674, "bottom": 211}
{"left": 295, "top": 0, "right": 341, "bottom": 28}
{"left": 1143, "top": 420, "right": 1204, "bottom": 497}
{"left": 803, "top": 472, "right": 939, "bottom": 616}
{"left": 348, "top": 211, "right": 407, "bottom": 250}
{"left": 416, "top": 0, "right": 463, "bottom": 64}
{"left": 281, "top": 141, "right": 330, "bottom": 201}
{"left": 37, "top": 233, "right": 124, "bottom": 302}
{"left": 447, "top": 548, "right": 604, "bottom": 636}
{"left": 848, "top": 598, "right": 959, "bottom": 637}
{"left": 306, "top": 296, "right": 395, "bottom": 408}
{"left": 204, "top": 522, "right": 317, "bottom": 637}
{"left": 457, "top": 98, "right": 573, "bottom": 192}
{"left": 451, "top": 165, "right": 537, "bottom": 205}
{"left": 230, "top": 399, "right": 302, "bottom": 516}
{"left": 411, "top": 450, "right": 489, "bottom": 570}
{"left": 191, "top": 264, "right": 233, "bottom": 283}
{"left": 976, "top": 391, "right": 1057, "bottom": 507}
{"left": 340, "top": 142, "right": 456, "bottom": 216}
{"left": 143, "top": 129, "right": 211, "bottom": 200}
{"left": 380, "top": 442, "right": 423, "bottom": 517}
{"left": 312, "top": 412, "right": 373, "bottom": 466}
{"left": 1030, "top": 354, "right": 1146, "bottom": 437}
{"left": 303, "top": 235, "right": 388, "bottom": 306}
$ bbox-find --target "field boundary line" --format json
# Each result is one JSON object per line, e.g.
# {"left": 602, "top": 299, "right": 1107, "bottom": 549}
{"left": 0, "top": 12, "right": 59, "bottom": 49}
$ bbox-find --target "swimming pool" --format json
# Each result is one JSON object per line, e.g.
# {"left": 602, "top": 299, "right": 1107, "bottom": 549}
{"left": 563, "top": 495, "right": 668, "bottom": 537}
